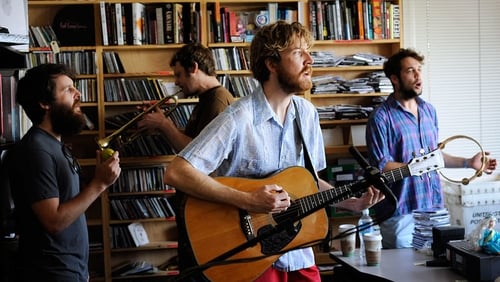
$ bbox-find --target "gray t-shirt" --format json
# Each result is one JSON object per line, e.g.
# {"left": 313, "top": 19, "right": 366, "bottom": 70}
{"left": 8, "top": 127, "right": 88, "bottom": 281}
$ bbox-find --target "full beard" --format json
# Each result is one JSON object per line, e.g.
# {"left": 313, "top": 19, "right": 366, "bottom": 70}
{"left": 50, "top": 102, "right": 86, "bottom": 137}
{"left": 399, "top": 79, "right": 422, "bottom": 100}
{"left": 277, "top": 65, "right": 312, "bottom": 94}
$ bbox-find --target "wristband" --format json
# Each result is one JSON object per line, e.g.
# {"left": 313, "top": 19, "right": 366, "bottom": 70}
{"left": 463, "top": 158, "right": 468, "bottom": 168}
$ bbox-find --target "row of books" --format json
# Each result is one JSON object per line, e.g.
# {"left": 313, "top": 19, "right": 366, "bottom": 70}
{"left": 111, "top": 222, "right": 150, "bottom": 249}
{"left": 102, "top": 51, "right": 125, "bottom": 74}
{"left": 114, "top": 134, "right": 176, "bottom": 157}
{"left": 103, "top": 77, "right": 175, "bottom": 102}
{"left": 208, "top": 3, "right": 297, "bottom": 44}
{"left": 28, "top": 25, "right": 58, "bottom": 48}
{"left": 211, "top": 47, "right": 250, "bottom": 71}
{"left": 25, "top": 50, "right": 97, "bottom": 75}
{"left": 110, "top": 196, "right": 176, "bottom": 221}
{"left": 309, "top": 0, "right": 400, "bottom": 41}
{"left": 74, "top": 79, "right": 98, "bottom": 103}
{"left": 220, "top": 74, "right": 260, "bottom": 98}
{"left": 110, "top": 166, "right": 169, "bottom": 193}
{"left": 99, "top": 2, "right": 200, "bottom": 46}
{"left": 112, "top": 260, "right": 157, "bottom": 276}
{"left": 0, "top": 70, "right": 23, "bottom": 144}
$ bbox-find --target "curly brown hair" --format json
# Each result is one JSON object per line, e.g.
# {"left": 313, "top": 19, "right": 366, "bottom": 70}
{"left": 250, "top": 21, "right": 313, "bottom": 84}
{"left": 383, "top": 48, "right": 425, "bottom": 78}
{"left": 170, "top": 43, "right": 216, "bottom": 76}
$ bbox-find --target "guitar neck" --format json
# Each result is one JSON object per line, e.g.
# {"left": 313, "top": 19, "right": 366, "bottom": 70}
{"left": 290, "top": 182, "right": 363, "bottom": 222}
{"left": 381, "top": 165, "right": 410, "bottom": 184}
{"left": 292, "top": 165, "right": 410, "bottom": 220}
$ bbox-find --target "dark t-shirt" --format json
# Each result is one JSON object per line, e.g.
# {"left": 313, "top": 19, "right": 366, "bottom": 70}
{"left": 8, "top": 127, "right": 88, "bottom": 282}
{"left": 184, "top": 85, "right": 234, "bottom": 138}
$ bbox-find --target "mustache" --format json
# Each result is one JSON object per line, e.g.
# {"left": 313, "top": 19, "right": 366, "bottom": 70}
{"left": 301, "top": 66, "right": 312, "bottom": 74}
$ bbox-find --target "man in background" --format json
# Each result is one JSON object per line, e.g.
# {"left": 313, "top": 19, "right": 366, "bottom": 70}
{"left": 7, "top": 63, "right": 121, "bottom": 281}
{"left": 366, "top": 48, "right": 497, "bottom": 249}
{"left": 137, "top": 42, "right": 234, "bottom": 279}
{"left": 137, "top": 42, "right": 234, "bottom": 152}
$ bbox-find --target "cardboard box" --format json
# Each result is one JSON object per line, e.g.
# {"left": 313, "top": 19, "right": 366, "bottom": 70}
{"left": 442, "top": 172, "right": 500, "bottom": 236}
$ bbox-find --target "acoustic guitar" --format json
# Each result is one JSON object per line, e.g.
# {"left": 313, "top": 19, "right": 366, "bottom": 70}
{"left": 184, "top": 149, "right": 444, "bottom": 281}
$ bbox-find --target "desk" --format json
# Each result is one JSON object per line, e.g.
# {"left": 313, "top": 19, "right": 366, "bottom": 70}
{"left": 329, "top": 248, "right": 466, "bottom": 282}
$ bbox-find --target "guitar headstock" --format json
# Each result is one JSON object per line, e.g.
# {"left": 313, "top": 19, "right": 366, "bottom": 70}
{"left": 407, "top": 149, "right": 445, "bottom": 176}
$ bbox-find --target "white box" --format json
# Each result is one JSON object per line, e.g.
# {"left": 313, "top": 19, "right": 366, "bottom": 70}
{"left": 442, "top": 172, "right": 500, "bottom": 236}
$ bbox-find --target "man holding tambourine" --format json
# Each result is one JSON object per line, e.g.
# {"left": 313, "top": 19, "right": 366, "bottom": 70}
{"left": 366, "top": 48, "right": 497, "bottom": 249}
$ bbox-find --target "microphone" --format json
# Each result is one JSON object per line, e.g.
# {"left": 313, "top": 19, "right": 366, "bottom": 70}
{"left": 348, "top": 146, "right": 398, "bottom": 211}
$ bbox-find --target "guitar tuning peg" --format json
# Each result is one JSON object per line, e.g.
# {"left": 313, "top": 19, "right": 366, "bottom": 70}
{"left": 412, "top": 152, "right": 417, "bottom": 158}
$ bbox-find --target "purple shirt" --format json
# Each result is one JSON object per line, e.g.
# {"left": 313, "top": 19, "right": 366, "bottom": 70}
{"left": 366, "top": 94, "right": 444, "bottom": 216}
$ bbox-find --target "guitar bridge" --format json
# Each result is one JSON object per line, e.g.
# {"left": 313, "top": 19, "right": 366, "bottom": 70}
{"left": 239, "top": 209, "right": 255, "bottom": 240}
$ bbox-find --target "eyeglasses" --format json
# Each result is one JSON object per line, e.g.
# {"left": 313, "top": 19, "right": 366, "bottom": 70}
{"left": 62, "top": 144, "right": 81, "bottom": 174}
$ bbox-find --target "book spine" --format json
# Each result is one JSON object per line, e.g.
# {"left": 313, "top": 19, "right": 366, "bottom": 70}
{"left": 132, "top": 3, "right": 144, "bottom": 45}
{"left": 214, "top": 1, "right": 223, "bottom": 43}
{"left": 371, "top": 0, "right": 383, "bottom": 39}
{"left": 99, "top": 2, "right": 109, "bottom": 46}
{"left": 115, "top": 3, "right": 124, "bottom": 45}
{"left": 357, "top": 0, "right": 365, "bottom": 39}
{"left": 156, "top": 7, "right": 165, "bottom": 44}
{"left": 390, "top": 3, "right": 400, "bottom": 39}
{"left": 308, "top": 1, "right": 317, "bottom": 40}
{"left": 164, "top": 3, "right": 174, "bottom": 43}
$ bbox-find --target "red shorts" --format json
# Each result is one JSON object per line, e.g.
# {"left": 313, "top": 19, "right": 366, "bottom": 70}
{"left": 254, "top": 265, "right": 321, "bottom": 282}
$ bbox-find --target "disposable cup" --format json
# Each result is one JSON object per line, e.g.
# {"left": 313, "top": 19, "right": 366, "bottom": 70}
{"left": 339, "top": 224, "right": 356, "bottom": 257}
{"left": 363, "top": 233, "right": 382, "bottom": 266}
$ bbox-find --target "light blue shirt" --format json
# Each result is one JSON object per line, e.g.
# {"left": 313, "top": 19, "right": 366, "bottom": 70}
{"left": 179, "top": 86, "right": 326, "bottom": 271}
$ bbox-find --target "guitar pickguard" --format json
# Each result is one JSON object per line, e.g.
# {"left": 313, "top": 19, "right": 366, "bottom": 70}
{"left": 258, "top": 221, "right": 302, "bottom": 255}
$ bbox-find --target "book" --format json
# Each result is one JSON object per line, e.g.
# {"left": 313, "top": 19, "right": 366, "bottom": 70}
{"left": 99, "top": 2, "right": 109, "bottom": 46}
{"left": 268, "top": 3, "right": 278, "bottom": 24}
{"left": 213, "top": 1, "right": 223, "bottom": 42}
{"left": 155, "top": 7, "right": 165, "bottom": 44}
{"left": 115, "top": 3, "right": 124, "bottom": 45}
{"left": 390, "top": 3, "right": 400, "bottom": 39}
{"left": 356, "top": 0, "right": 364, "bottom": 39}
{"left": 127, "top": 222, "right": 150, "bottom": 247}
{"left": 163, "top": 3, "right": 174, "bottom": 44}
{"left": 371, "top": 0, "right": 383, "bottom": 39}
{"left": 308, "top": 1, "right": 318, "bottom": 40}
{"left": 132, "top": 3, "right": 145, "bottom": 45}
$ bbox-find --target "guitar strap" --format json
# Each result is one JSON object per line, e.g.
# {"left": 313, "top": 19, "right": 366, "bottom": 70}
{"left": 293, "top": 100, "right": 319, "bottom": 186}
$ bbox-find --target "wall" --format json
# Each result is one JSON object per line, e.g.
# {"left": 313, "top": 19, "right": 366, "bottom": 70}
{"left": 402, "top": 0, "right": 500, "bottom": 160}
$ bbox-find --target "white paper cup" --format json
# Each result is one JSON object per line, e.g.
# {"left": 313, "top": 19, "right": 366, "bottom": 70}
{"left": 339, "top": 224, "right": 356, "bottom": 257}
{"left": 363, "top": 233, "right": 382, "bottom": 266}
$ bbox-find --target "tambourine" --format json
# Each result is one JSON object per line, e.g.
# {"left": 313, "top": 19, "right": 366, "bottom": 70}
{"left": 437, "top": 135, "right": 487, "bottom": 185}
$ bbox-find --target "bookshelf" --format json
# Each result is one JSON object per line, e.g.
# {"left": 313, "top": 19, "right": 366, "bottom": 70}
{"left": 26, "top": 0, "right": 401, "bottom": 280}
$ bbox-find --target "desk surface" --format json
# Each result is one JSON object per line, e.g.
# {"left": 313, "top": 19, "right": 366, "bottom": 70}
{"left": 330, "top": 248, "right": 466, "bottom": 282}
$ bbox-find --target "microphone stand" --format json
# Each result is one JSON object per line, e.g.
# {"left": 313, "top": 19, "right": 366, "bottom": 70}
{"left": 348, "top": 146, "right": 398, "bottom": 220}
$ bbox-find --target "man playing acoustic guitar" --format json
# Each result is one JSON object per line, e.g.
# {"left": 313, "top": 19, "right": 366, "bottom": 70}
{"left": 165, "top": 21, "right": 384, "bottom": 281}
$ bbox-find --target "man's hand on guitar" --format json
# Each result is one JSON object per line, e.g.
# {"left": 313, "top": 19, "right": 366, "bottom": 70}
{"left": 333, "top": 185, "right": 385, "bottom": 213}
{"left": 245, "top": 184, "right": 291, "bottom": 214}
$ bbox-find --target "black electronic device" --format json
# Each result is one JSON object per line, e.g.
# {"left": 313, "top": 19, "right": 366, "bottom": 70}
{"left": 432, "top": 226, "right": 465, "bottom": 258}
{"left": 446, "top": 240, "right": 500, "bottom": 282}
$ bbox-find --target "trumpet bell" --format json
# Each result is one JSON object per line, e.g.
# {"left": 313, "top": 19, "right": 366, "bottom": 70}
{"left": 96, "top": 92, "right": 180, "bottom": 151}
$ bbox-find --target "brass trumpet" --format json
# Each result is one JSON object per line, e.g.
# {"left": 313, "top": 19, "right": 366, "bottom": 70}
{"left": 96, "top": 91, "right": 180, "bottom": 153}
